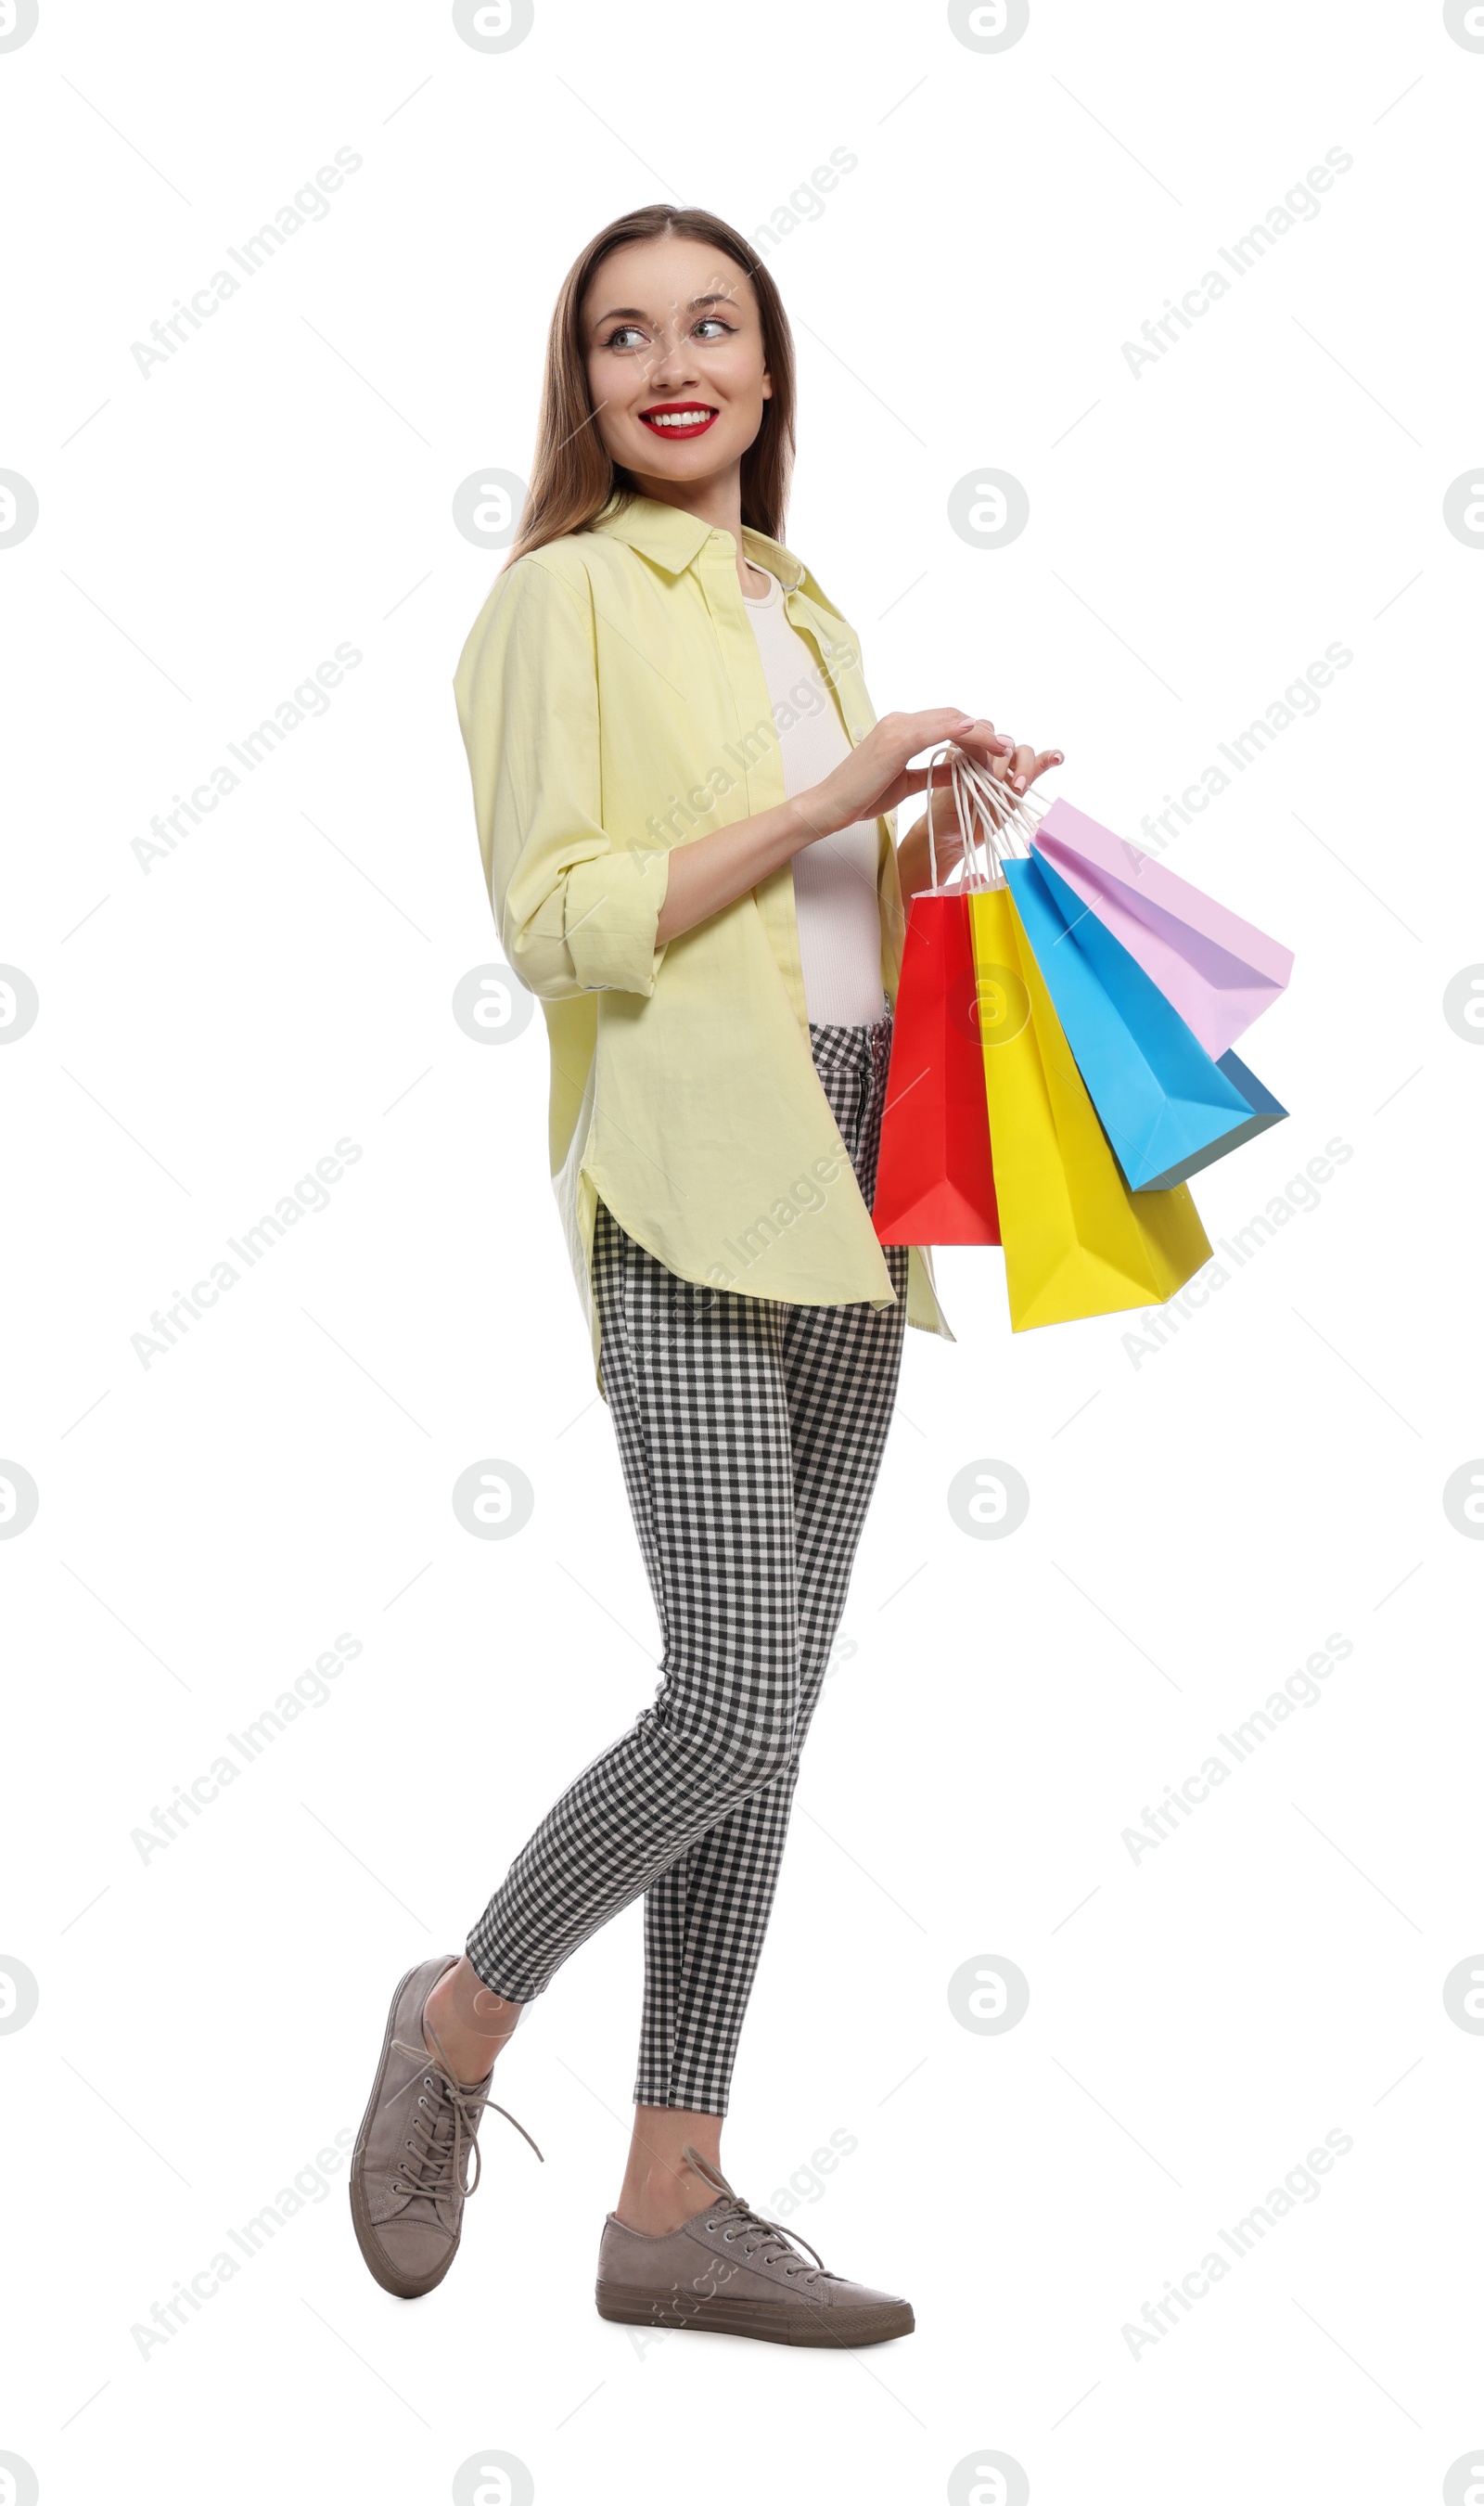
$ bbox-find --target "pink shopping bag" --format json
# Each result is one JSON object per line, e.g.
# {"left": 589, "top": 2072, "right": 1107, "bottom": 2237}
{"left": 1030, "top": 799, "right": 1294, "bottom": 1062}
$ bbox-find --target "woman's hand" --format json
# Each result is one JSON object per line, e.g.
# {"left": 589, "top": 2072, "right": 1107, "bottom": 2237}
{"left": 653, "top": 713, "right": 1059, "bottom": 950}
{"left": 799, "top": 711, "right": 1017, "bottom": 843}
{"left": 895, "top": 724, "right": 1064, "bottom": 897}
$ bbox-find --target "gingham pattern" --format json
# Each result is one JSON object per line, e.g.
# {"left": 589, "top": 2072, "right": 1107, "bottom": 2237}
{"left": 467, "top": 1013, "right": 909, "bottom": 2114}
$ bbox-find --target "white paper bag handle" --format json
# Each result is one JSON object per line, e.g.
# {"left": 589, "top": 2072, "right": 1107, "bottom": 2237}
{"left": 921, "top": 744, "right": 959, "bottom": 893}
{"left": 921, "top": 746, "right": 1015, "bottom": 893}
{"left": 979, "top": 761, "right": 1048, "bottom": 847}
{"left": 918, "top": 745, "right": 1055, "bottom": 893}
{"left": 968, "top": 758, "right": 1028, "bottom": 883}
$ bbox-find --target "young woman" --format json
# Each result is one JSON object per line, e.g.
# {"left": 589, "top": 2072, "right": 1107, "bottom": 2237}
{"left": 350, "top": 202, "right": 1060, "bottom": 2345}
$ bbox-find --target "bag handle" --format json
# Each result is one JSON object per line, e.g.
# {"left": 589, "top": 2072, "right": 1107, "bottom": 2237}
{"left": 921, "top": 745, "right": 1049, "bottom": 892}
{"left": 967, "top": 756, "right": 1031, "bottom": 885}
{"left": 986, "top": 765, "right": 1048, "bottom": 848}
{"left": 921, "top": 745, "right": 1010, "bottom": 893}
{"left": 922, "top": 744, "right": 957, "bottom": 893}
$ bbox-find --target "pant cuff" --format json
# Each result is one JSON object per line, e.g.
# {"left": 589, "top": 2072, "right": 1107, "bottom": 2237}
{"left": 633, "top": 2087, "right": 730, "bottom": 2117}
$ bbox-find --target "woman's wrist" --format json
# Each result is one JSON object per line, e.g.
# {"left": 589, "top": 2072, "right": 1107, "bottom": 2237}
{"left": 780, "top": 787, "right": 838, "bottom": 850}
{"left": 789, "top": 781, "right": 851, "bottom": 846}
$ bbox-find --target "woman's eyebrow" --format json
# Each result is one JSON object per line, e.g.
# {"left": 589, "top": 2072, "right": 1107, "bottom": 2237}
{"left": 591, "top": 291, "right": 740, "bottom": 328}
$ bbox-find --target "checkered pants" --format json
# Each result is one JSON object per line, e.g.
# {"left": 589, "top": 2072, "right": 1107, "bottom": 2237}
{"left": 467, "top": 1014, "right": 909, "bottom": 2114}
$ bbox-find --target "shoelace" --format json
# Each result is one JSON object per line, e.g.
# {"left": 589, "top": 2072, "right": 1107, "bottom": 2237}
{"left": 681, "top": 2142, "right": 828, "bottom": 2285}
{"left": 389, "top": 2037, "right": 543, "bottom": 2205}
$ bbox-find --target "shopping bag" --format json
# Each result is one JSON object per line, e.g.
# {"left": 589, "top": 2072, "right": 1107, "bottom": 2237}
{"left": 1181, "top": 1047, "right": 1289, "bottom": 1189}
{"left": 1030, "top": 798, "right": 1294, "bottom": 1061}
{"left": 872, "top": 889, "right": 1001, "bottom": 1245}
{"left": 1004, "top": 852, "right": 1287, "bottom": 1192}
{"left": 967, "top": 880, "right": 1212, "bottom": 1329}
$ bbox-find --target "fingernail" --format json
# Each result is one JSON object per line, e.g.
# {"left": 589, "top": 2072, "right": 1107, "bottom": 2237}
{"left": 1014, "top": 774, "right": 1027, "bottom": 791}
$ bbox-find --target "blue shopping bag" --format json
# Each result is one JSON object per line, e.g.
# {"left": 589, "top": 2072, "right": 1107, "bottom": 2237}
{"left": 1191, "top": 1046, "right": 1288, "bottom": 1188}
{"left": 1002, "top": 855, "right": 1287, "bottom": 1193}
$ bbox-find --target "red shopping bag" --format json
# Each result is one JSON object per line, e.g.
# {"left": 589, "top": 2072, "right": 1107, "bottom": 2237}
{"left": 873, "top": 886, "right": 1001, "bottom": 1244}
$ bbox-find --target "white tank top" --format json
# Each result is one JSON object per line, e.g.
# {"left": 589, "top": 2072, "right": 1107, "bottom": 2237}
{"left": 740, "top": 563, "right": 888, "bottom": 1026}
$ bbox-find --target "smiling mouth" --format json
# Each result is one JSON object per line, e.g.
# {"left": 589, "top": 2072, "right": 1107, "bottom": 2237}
{"left": 637, "top": 404, "right": 719, "bottom": 438}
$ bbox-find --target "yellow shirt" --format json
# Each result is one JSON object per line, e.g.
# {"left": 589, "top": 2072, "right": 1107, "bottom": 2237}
{"left": 453, "top": 492, "right": 954, "bottom": 1394}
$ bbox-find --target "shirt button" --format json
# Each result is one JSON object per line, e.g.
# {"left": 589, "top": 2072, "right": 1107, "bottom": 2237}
{"left": 850, "top": 723, "right": 865, "bottom": 739}
{"left": 821, "top": 638, "right": 833, "bottom": 655}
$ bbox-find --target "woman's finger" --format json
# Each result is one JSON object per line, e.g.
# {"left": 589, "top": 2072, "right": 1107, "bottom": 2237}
{"left": 898, "top": 708, "right": 983, "bottom": 756}
{"left": 954, "top": 718, "right": 1015, "bottom": 763}
{"left": 1023, "top": 747, "right": 1065, "bottom": 790}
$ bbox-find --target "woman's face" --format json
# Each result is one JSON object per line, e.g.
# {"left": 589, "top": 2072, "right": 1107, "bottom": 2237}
{"left": 582, "top": 234, "right": 772, "bottom": 497}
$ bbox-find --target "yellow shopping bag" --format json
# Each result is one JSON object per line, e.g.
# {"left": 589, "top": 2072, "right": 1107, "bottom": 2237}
{"left": 968, "top": 884, "right": 1211, "bottom": 1330}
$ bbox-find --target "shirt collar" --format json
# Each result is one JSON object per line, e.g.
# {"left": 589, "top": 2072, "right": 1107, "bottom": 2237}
{"left": 589, "top": 493, "right": 810, "bottom": 595}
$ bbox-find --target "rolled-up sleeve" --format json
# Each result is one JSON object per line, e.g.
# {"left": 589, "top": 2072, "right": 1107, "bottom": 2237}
{"left": 453, "top": 551, "right": 670, "bottom": 1001}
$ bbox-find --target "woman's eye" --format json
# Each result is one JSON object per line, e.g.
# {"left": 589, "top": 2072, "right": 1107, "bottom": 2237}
{"left": 605, "top": 325, "right": 646, "bottom": 350}
{"left": 695, "top": 318, "right": 736, "bottom": 341}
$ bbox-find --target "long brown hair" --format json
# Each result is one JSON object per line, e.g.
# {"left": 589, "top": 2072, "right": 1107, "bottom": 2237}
{"left": 504, "top": 204, "right": 797, "bottom": 571}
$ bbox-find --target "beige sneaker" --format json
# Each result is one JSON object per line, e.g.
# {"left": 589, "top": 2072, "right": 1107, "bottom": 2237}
{"left": 349, "top": 1955, "right": 542, "bottom": 2298}
{"left": 595, "top": 2145, "right": 914, "bottom": 2346}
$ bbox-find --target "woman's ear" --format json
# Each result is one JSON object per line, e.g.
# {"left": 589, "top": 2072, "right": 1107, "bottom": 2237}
{"left": 761, "top": 371, "right": 774, "bottom": 401}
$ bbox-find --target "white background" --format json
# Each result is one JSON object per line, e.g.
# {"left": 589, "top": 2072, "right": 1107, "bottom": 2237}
{"left": 3, "top": 2, "right": 1482, "bottom": 2500}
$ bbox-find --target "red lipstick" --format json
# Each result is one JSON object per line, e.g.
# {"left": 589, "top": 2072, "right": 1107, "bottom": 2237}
{"left": 637, "top": 403, "right": 719, "bottom": 439}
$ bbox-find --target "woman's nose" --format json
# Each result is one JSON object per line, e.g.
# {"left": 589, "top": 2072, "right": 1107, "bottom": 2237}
{"left": 644, "top": 328, "right": 694, "bottom": 385}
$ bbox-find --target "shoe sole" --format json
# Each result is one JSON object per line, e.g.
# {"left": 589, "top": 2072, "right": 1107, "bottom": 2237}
{"left": 349, "top": 1960, "right": 458, "bottom": 2301}
{"left": 595, "top": 2281, "right": 914, "bottom": 2346}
